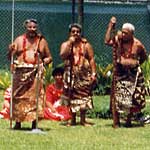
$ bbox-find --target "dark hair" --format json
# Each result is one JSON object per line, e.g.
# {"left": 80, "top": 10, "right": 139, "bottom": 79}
{"left": 52, "top": 67, "right": 64, "bottom": 77}
{"left": 68, "top": 23, "right": 82, "bottom": 33}
{"left": 23, "top": 18, "right": 38, "bottom": 28}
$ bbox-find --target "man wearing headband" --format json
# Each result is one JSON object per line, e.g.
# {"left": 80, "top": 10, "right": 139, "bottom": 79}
{"left": 8, "top": 19, "right": 52, "bottom": 130}
{"left": 60, "top": 23, "right": 96, "bottom": 126}
{"left": 105, "top": 16, "right": 147, "bottom": 128}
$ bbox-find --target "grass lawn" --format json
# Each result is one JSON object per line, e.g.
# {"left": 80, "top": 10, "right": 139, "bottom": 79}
{"left": 0, "top": 91, "right": 150, "bottom": 150}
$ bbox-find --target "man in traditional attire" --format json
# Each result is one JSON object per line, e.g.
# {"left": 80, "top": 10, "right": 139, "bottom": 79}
{"left": 60, "top": 23, "right": 96, "bottom": 126}
{"left": 105, "top": 16, "right": 147, "bottom": 128}
{"left": 8, "top": 19, "right": 52, "bottom": 129}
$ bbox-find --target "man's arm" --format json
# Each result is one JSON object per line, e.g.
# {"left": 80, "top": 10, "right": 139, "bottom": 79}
{"left": 60, "top": 36, "right": 76, "bottom": 60}
{"left": 138, "top": 44, "right": 147, "bottom": 64}
{"left": 60, "top": 41, "right": 72, "bottom": 60}
{"left": 41, "top": 38, "right": 52, "bottom": 65}
{"left": 104, "top": 16, "right": 116, "bottom": 46}
{"left": 86, "top": 42, "right": 96, "bottom": 79}
{"left": 8, "top": 36, "right": 20, "bottom": 60}
{"left": 119, "top": 56, "right": 139, "bottom": 66}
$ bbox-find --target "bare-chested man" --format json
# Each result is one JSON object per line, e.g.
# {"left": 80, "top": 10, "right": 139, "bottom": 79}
{"left": 9, "top": 19, "right": 52, "bottom": 129}
{"left": 60, "top": 23, "right": 96, "bottom": 126}
{"left": 105, "top": 16, "right": 147, "bottom": 128}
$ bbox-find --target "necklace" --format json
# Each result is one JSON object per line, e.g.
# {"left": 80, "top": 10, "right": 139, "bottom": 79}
{"left": 121, "top": 44, "right": 133, "bottom": 58}
{"left": 73, "top": 43, "right": 84, "bottom": 65}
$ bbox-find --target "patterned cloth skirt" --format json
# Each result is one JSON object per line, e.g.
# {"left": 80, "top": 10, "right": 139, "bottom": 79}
{"left": 12, "top": 62, "right": 45, "bottom": 122}
{"left": 114, "top": 67, "right": 145, "bottom": 114}
{"left": 62, "top": 66, "right": 94, "bottom": 113}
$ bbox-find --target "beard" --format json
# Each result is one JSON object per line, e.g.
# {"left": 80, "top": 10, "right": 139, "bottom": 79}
{"left": 27, "top": 32, "right": 37, "bottom": 38}
{"left": 74, "top": 35, "right": 81, "bottom": 43}
{"left": 122, "top": 37, "right": 132, "bottom": 43}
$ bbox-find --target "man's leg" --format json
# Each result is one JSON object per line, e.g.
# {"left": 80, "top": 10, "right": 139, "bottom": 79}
{"left": 80, "top": 109, "right": 86, "bottom": 125}
{"left": 14, "top": 122, "right": 21, "bottom": 129}
{"left": 32, "top": 120, "right": 36, "bottom": 129}
{"left": 80, "top": 109, "right": 93, "bottom": 126}
{"left": 112, "top": 95, "right": 120, "bottom": 128}
{"left": 71, "top": 112, "right": 76, "bottom": 125}
{"left": 125, "top": 113, "right": 132, "bottom": 127}
{"left": 112, "top": 110, "right": 120, "bottom": 128}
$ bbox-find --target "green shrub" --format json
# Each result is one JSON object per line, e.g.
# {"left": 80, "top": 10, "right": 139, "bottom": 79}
{"left": 44, "top": 63, "right": 54, "bottom": 88}
{"left": 87, "top": 95, "right": 111, "bottom": 119}
{"left": 94, "top": 63, "right": 113, "bottom": 95}
{"left": 0, "top": 69, "right": 11, "bottom": 90}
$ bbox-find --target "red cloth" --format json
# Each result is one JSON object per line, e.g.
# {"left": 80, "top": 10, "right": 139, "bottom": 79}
{"left": 0, "top": 85, "right": 71, "bottom": 121}
{"left": 44, "top": 84, "right": 71, "bottom": 121}
{"left": 0, "top": 87, "right": 11, "bottom": 119}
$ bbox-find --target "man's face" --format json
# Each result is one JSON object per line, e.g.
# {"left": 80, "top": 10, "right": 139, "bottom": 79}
{"left": 70, "top": 27, "right": 81, "bottom": 41}
{"left": 121, "top": 29, "right": 133, "bottom": 43}
{"left": 26, "top": 21, "right": 38, "bottom": 38}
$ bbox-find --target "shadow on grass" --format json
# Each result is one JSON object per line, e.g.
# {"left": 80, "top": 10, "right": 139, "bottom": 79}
{"left": 105, "top": 121, "right": 145, "bottom": 128}
{"left": 8, "top": 127, "right": 51, "bottom": 132}
{"left": 59, "top": 121, "right": 95, "bottom": 127}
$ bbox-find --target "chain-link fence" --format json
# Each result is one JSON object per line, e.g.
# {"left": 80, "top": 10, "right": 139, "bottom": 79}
{"left": 0, "top": 1, "right": 150, "bottom": 69}
{"left": 85, "top": 0, "right": 149, "bottom": 3}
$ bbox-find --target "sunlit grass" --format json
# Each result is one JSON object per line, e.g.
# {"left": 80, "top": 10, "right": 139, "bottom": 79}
{"left": 0, "top": 91, "right": 150, "bottom": 150}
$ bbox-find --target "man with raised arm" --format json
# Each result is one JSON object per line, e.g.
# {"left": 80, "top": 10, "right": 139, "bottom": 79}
{"left": 105, "top": 16, "right": 147, "bottom": 128}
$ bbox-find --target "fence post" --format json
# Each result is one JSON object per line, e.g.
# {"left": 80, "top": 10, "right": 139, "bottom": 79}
{"left": 78, "top": 0, "right": 84, "bottom": 35}
{"left": 72, "top": 0, "right": 76, "bottom": 23}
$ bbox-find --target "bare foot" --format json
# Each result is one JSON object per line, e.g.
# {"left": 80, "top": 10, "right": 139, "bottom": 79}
{"left": 66, "top": 122, "right": 76, "bottom": 127}
{"left": 80, "top": 121, "right": 94, "bottom": 127}
{"left": 112, "top": 124, "right": 120, "bottom": 128}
